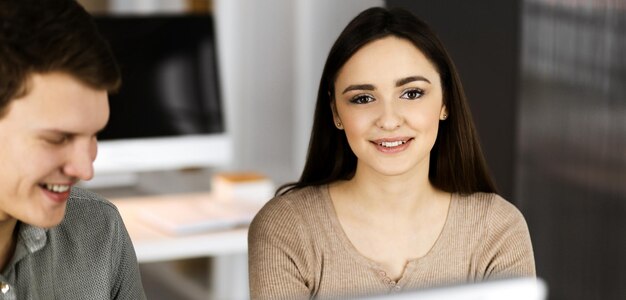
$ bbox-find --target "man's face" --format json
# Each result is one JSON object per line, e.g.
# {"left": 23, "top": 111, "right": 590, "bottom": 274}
{"left": 0, "top": 72, "right": 109, "bottom": 228}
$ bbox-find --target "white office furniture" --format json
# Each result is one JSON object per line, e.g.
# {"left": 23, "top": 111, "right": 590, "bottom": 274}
{"left": 112, "top": 193, "right": 251, "bottom": 300}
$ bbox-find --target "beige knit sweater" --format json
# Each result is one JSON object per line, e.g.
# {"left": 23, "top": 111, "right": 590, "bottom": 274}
{"left": 248, "top": 185, "right": 535, "bottom": 300}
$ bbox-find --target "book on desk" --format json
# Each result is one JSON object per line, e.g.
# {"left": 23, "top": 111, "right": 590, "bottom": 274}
{"left": 128, "top": 172, "right": 274, "bottom": 236}
{"left": 137, "top": 195, "right": 264, "bottom": 235}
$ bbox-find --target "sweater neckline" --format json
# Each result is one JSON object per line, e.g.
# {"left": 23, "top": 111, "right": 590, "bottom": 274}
{"left": 320, "top": 184, "right": 456, "bottom": 287}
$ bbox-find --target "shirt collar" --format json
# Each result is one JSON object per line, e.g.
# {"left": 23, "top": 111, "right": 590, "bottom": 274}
{"left": 17, "top": 222, "right": 47, "bottom": 254}
{"left": 1, "top": 223, "right": 47, "bottom": 276}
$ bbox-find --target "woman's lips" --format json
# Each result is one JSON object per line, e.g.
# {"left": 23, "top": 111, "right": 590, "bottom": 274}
{"left": 371, "top": 137, "right": 413, "bottom": 153}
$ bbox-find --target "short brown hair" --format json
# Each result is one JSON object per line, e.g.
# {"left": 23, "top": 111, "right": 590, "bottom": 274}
{"left": 0, "top": 0, "right": 120, "bottom": 116}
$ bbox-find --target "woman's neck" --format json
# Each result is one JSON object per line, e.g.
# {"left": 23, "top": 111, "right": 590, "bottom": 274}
{"left": 338, "top": 162, "right": 441, "bottom": 216}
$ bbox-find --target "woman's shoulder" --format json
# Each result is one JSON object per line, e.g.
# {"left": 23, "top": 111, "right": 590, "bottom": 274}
{"left": 277, "top": 185, "right": 327, "bottom": 203}
{"left": 455, "top": 192, "right": 529, "bottom": 233}
{"left": 455, "top": 193, "right": 535, "bottom": 278}
{"left": 456, "top": 192, "right": 523, "bottom": 216}
{"left": 261, "top": 185, "right": 327, "bottom": 213}
{"left": 250, "top": 185, "right": 329, "bottom": 232}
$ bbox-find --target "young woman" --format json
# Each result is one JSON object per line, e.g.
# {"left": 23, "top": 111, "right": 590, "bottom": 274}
{"left": 248, "top": 7, "right": 535, "bottom": 299}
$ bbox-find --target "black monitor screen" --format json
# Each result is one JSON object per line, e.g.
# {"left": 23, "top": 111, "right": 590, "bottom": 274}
{"left": 94, "top": 14, "right": 223, "bottom": 140}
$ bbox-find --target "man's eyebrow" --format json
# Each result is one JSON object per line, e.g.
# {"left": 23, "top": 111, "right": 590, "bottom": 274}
{"left": 39, "top": 128, "right": 103, "bottom": 137}
{"left": 396, "top": 76, "right": 431, "bottom": 87}
{"left": 39, "top": 129, "right": 75, "bottom": 135}
{"left": 342, "top": 84, "right": 376, "bottom": 94}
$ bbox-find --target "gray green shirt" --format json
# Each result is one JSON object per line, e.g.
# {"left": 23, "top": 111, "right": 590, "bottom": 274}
{"left": 0, "top": 187, "right": 146, "bottom": 300}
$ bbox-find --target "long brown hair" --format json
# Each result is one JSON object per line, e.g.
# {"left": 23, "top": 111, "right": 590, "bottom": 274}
{"left": 278, "top": 7, "right": 497, "bottom": 196}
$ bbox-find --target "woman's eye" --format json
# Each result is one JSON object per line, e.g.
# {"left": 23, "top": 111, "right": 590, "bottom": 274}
{"left": 350, "top": 94, "right": 375, "bottom": 104}
{"left": 401, "top": 89, "right": 424, "bottom": 100}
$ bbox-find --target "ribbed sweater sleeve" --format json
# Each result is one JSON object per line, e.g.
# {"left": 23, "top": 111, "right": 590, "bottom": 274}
{"left": 248, "top": 195, "right": 312, "bottom": 300}
{"left": 476, "top": 194, "right": 536, "bottom": 279}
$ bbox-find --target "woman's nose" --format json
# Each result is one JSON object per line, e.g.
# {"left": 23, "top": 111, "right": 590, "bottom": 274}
{"left": 375, "top": 100, "right": 403, "bottom": 130}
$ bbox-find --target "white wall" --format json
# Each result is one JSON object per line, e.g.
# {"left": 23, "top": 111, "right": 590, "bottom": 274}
{"left": 215, "top": 0, "right": 383, "bottom": 185}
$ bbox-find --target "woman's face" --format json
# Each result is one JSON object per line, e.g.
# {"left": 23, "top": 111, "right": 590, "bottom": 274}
{"left": 332, "top": 36, "right": 447, "bottom": 178}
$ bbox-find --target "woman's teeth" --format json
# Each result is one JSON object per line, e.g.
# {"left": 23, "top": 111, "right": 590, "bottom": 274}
{"left": 379, "top": 140, "right": 406, "bottom": 147}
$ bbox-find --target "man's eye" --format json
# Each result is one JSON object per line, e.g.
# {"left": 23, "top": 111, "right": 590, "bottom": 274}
{"left": 45, "top": 135, "right": 69, "bottom": 145}
{"left": 400, "top": 89, "right": 424, "bottom": 100}
{"left": 349, "top": 94, "right": 375, "bottom": 104}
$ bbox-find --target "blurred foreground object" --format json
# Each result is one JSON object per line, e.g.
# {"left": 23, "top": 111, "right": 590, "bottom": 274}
{"left": 364, "top": 277, "right": 547, "bottom": 300}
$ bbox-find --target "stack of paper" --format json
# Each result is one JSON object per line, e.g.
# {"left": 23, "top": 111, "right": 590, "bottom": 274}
{"left": 137, "top": 195, "right": 262, "bottom": 235}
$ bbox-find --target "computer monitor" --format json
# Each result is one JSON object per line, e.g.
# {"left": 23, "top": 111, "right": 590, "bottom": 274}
{"left": 363, "top": 277, "right": 547, "bottom": 300}
{"left": 90, "top": 14, "right": 232, "bottom": 186}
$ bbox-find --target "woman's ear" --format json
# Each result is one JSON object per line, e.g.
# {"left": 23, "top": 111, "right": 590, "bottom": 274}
{"left": 440, "top": 105, "right": 449, "bottom": 121}
{"left": 330, "top": 100, "right": 343, "bottom": 129}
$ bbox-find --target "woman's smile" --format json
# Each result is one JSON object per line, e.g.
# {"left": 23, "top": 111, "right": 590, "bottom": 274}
{"left": 370, "top": 137, "right": 414, "bottom": 154}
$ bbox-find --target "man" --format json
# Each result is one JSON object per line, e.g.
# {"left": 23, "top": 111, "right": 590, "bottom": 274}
{"left": 0, "top": 0, "right": 146, "bottom": 299}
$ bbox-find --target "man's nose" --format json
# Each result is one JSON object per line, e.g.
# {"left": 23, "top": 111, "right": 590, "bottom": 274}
{"left": 63, "top": 139, "right": 96, "bottom": 181}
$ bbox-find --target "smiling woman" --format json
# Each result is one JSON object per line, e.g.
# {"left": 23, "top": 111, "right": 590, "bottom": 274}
{"left": 331, "top": 36, "right": 445, "bottom": 180}
{"left": 248, "top": 6, "right": 535, "bottom": 300}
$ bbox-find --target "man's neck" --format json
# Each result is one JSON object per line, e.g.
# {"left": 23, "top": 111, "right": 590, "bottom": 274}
{"left": 0, "top": 218, "right": 18, "bottom": 272}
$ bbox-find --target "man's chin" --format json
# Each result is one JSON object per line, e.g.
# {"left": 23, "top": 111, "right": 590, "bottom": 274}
{"left": 25, "top": 208, "right": 67, "bottom": 228}
{"left": 25, "top": 217, "right": 63, "bottom": 228}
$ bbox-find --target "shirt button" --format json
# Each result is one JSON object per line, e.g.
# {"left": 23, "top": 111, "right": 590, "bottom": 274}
{"left": 1, "top": 282, "right": 10, "bottom": 294}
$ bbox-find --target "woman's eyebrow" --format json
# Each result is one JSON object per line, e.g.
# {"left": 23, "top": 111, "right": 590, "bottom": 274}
{"left": 396, "top": 75, "right": 431, "bottom": 86}
{"left": 342, "top": 84, "right": 375, "bottom": 94}
{"left": 341, "top": 75, "right": 431, "bottom": 94}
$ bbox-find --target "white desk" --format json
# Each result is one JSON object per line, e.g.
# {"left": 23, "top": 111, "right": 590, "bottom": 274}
{"left": 112, "top": 193, "right": 254, "bottom": 300}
